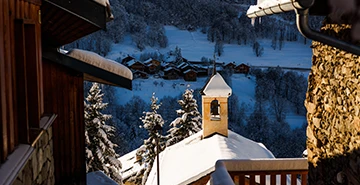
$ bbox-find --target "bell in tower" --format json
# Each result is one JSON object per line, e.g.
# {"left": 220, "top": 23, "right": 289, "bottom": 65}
{"left": 200, "top": 72, "right": 232, "bottom": 138}
{"left": 210, "top": 99, "right": 220, "bottom": 120}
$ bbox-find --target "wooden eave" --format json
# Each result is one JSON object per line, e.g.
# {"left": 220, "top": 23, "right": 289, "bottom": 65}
{"left": 309, "top": 0, "right": 329, "bottom": 15}
{"left": 247, "top": 0, "right": 330, "bottom": 18}
{"left": 43, "top": 50, "right": 132, "bottom": 90}
{"left": 41, "top": 0, "right": 106, "bottom": 47}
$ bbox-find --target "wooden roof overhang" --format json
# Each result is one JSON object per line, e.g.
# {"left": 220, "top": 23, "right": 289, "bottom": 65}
{"left": 246, "top": 0, "right": 360, "bottom": 56}
{"left": 246, "top": 0, "right": 329, "bottom": 17}
{"left": 43, "top": 50, "right": 132, "bottom": 90}
{"left": 41, "top": 0, "right": 106, "bottom": 48}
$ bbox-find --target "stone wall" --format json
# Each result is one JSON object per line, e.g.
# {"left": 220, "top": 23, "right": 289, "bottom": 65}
{"left": 12, "top": 126, "right": 55, "bottom": 185}
{"left": 305, "top": 21, "right": 360, "bottom": 184}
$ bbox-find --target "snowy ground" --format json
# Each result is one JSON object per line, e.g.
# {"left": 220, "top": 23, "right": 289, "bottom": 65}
{"left": 107, "top": 26, "right": 312, "bottom": 68}
{"left": 108, "top": 26, "right": 310, "bottom": 129}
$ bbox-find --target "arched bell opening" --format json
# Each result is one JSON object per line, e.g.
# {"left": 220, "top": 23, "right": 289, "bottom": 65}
{"left": 210, "top": 99, "right": 221, "bottom": 121}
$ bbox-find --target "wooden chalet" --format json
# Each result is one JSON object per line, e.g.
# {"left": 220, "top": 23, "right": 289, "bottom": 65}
{"left": 178, "top": 62, "right": 198, "bottom": 73}
{"left": 234, "top": 63, "right": 250, "bottom": 74}
{"left": 143, "top": 58, "right": 161, "bottom": 66}
{"left": 133, "top": 70, "right": 149, "bottom": 79}
{"left": 144, "top": 58, "right": 161, "bottom": 74}
{"left": 128, "top": 60, "right": 146, "bottom": 72}
{"left": 121, "top": 55, "right": 135, "bottom": 65}
{"left": 146, "top": 63, "right": 159, "bottom": 74}
{"left": 224, "top": 62, "right": 236, "bottom": 70}
{"left": 0, "top": 1, "right": 132, "bottom": 185}
{"left": 183, "top": 69, "right": 197, "bottom": 81}
{"left": 163, "top": 67, "right": 181, "bottom": 80}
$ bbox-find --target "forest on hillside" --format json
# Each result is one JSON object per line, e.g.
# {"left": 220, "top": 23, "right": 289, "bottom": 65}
{"left": 89, "top": 67, "right": 308, "bottom": 158}
{"left": 65, "top": 0, "right": 322, "bottom": 56}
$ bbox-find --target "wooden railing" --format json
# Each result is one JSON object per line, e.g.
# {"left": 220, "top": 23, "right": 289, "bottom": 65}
{"left": 210, "top": 158, "right": 308, "bottom": 185}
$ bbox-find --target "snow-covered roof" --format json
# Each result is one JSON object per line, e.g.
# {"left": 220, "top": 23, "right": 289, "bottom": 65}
{"left": 183, "top": 69, "right": 197, "bottom": 74}
{"left": 67, "top": 49, "right": 133, "bottom": 80}
{"left": 127, "top": 59, "right": 143, "bottom": 67}
{"left": 118, "top": 149, "right": 144, "bottom": 180}
{"left": 177, "top": 62, "right": 188, "bottom": 69}
{"left": 202, "top": 72, "right": 232, "bottom": 97}
{"left": 144, "top": 58, "right": 153, "bottom": 64}
{"left": 164, "top": 67, "right": 179, "bottom": 72}
{"left": 145, "top": 130, "right": 275, "bottom": 185}
{"left": 147, "top": 63, "right": 156, "bottom": 67}
{"left": 246, "top": 0, "right": 304, "bottom": 18}
{"left": 86, "top": 171, "right": 118, "bottom": 185}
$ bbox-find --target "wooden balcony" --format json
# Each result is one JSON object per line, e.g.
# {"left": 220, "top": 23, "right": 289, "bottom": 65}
{"left": 210, "top": 158, "right": 308, "bottom": 185}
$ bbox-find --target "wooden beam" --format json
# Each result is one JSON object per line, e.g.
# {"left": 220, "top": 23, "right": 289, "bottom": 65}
{"left": 24, "top": 22, "right": 41, "bottom": 129}
{"left": 43, "top": 50, "right": 132, "bottom": 90}
{"left": 14, "top": 19, "right": 30, "bottom": 144}
{"left": 0, "top": 0, "right": 6, "bottom": 163}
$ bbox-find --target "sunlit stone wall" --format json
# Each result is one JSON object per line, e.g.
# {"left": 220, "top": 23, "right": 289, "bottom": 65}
{"left": 305, "top": 22, "right": 360, "bottom": 184}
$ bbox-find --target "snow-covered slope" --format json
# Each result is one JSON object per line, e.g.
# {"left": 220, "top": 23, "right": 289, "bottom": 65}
{"left": 106, "top": 26, "right": 312, "bottom": 68}
{"left": 107, "top": 26, "right": 309, "bottom": 129}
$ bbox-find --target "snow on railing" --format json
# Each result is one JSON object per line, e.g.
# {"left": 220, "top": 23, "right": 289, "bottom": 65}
{"left": 210, "top": 158, "right": 308, "bottom": 185}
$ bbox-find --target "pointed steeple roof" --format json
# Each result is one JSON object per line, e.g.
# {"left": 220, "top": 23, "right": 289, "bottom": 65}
{"left": 200, "top": 72, "right": 232, "bottom": 97}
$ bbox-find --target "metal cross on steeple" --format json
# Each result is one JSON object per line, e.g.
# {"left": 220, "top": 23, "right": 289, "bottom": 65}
{"left": 212, "top": 53, "right": 216, "bottom": 75}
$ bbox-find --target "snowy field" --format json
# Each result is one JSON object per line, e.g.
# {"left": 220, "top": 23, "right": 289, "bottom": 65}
{"left": 107, "top": 26, "right": 310, "bottom": 129}
{"left": 107, "top": 26, "right": 313, "bottom": 68}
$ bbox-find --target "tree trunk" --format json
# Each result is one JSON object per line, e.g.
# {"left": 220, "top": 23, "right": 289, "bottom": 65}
{"left": 305, "top": 20, "right": 360, "bottom": 184}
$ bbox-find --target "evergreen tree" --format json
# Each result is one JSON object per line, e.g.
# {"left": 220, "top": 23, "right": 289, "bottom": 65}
{"left": 252, "top": 41, "right": 264, "bottom": 57}
{"left": 214, "top": 40, "right": 224, "bottom": 56}
{"left": 245, "top": 103, "right": 272, "bottom": 145}
{"left": 167, "top": 88, "right": 202, "bottom": 146}
{"left": 271, "top": 33, "right": 277, "bottom": 50}
{"left": 130, "top": 93, "right": 165, "bottom": 185}
{"left": 174, "top": 46, "right": 183, "bottom": 64}
{"left": 85, "top": 83, "right": 122, "bottom": 184}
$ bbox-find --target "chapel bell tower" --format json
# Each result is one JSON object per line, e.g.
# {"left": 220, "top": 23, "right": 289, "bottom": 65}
{"left": 200, "top": 72, "right": 232, "bottom": 138}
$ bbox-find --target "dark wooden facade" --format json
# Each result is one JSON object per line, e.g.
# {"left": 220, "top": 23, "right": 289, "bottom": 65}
{"left": 234, "top": 63, "right": 250, "bottom": 74}
{"left": 122, "top": 56, "right": 135, "bottom": 65}
{"left": 1, "top": 0, "right": 43, "bottom": 164}
{"left": 224, "top": 62, "right": 236, "bottom": 69}
{"left": 146, "top": 63, "right": 158, "bottom": 74}
{"left": 129, "top": 61, "right": 146, "bottom": 72}
{"left": 184, "top": 70, "right": 197, "bottom": 81}
{"left": 133, "top": 70, "right": 149, "bottom": 79}
{"left": 144, "top": 59, "right": 161, "bottom": 66}
{"left": 1, "top": 0, "right": 112, "bottom": 185}
{"left": 43, "top": 59, "right": 86, "bottom": 184}
{"left": 164, "top": 68, "right": 181, "bottom": 79}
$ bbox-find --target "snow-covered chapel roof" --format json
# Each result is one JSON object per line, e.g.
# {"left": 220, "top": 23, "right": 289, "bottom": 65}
{"left": 119, "top": 145, "right": 147, "bottom": 181}
{"left": 145, "top": 130, "right": 275, "bottom": 185}
{"left": 201, "top": 72, "right": 232, "bottom": 97}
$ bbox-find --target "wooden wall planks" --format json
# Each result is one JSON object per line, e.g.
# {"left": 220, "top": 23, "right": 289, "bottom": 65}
{"left": 0, "top": 0, "right": 43, "bottom": 163}
{"left": 43, "top": 59, "right": 86, "bottom": 185}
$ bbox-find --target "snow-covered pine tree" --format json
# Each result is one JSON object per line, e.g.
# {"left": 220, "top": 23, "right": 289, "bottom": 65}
{"left": 85, "top": 82, "right": 122, "bottom": 184}
{"left": 167, "top": 88, "right": 202, "bottom": 146}
{"left": 130, "top": 93, "right": 165, "bottom": 185}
